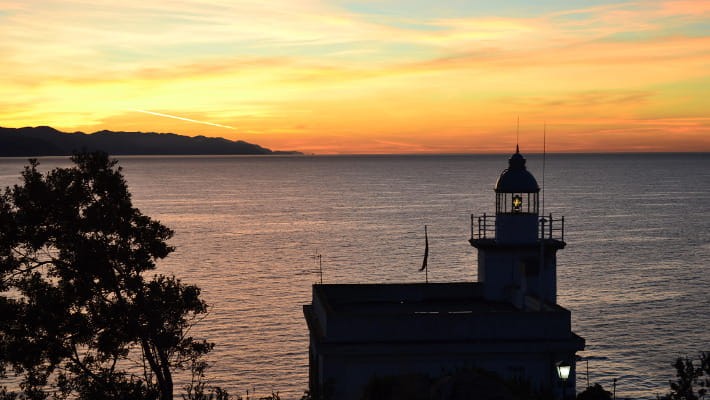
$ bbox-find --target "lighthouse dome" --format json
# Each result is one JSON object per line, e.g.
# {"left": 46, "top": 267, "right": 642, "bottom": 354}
{"left": 495, "top": 147, "right": 539, "bottom": 193}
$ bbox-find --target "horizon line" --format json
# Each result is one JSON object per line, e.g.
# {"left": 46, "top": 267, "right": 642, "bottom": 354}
{"left": 2, "top": 125, "right": 708, "bottom": 156}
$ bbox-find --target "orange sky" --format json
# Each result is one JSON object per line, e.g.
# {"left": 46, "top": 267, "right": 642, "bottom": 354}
{"left": 1, "top": 0, "right": 708, "bottom": 154}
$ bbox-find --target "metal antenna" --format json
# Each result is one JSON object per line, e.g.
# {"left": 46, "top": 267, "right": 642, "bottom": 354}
{"left": 517, "top": 116, "right": 520, "bottom": 148}
{"left": 538, "top": 122, "right": 547, "bottom": 312}
{"left": 318, "top": 254, "right": 323, "bottom": 285}
{"left": 542, "top": 122, "right": 546, "bottom": 216}
{"left": 318, "top": 253, "right": 323, "bottom": 284}
{"left": 312, "top": 250, "right": 323, "bottom": 284}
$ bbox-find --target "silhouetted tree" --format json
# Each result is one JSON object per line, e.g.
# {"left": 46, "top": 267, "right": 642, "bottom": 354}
{"left": 663, "top": 352, "right": 709, "bottom": 400}
{"left": 0, "top": 152, "right": 226, "bottom": 400}
{"left": 576, "top": 383, "right": 612, "bottom": 400}
{"left": 701, "top": 352, "right": 710, "bottom": 399}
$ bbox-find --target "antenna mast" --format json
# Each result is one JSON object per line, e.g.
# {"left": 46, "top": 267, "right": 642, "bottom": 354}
{"left": 516, "top": 116, "right": 520, "bottom": 148}
{"left": 538, "top": 122, "right": 547, "bottom": 311}
{"left": 542, "top": 122, "right": 546, "bottom": 216}
{"left": 312, "top": 250, "right": 323, "bottom": 284}
{"left": 318, "top": 254, "right": 323, "bottom": 284}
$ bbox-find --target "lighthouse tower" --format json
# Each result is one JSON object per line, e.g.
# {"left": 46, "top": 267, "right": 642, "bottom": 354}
{"left": 470, "top": 147, "right": 565, "bottom": 309}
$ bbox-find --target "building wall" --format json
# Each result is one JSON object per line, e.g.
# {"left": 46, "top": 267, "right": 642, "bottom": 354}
{"left": 477, "top": 245, "right": 560, "bottom": 306}
{"left": 311, "top": 341, "right": 578, "bottom": 400}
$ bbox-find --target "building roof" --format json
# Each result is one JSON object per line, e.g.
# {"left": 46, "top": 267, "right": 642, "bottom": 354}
{"left": 495, "top": 146, "right": 540, "bottom": 193}
{"left": 305, "top": 283, "right": 583, "bottom": 347}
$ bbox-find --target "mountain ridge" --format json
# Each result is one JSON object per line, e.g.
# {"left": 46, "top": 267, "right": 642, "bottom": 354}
{"left": 0, "top": 126, "right": 300, "bottom": 156}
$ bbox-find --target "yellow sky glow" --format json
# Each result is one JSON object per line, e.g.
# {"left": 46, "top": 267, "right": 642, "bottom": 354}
{"left": 1, "top": 0, "right": 708, "bottom": 153}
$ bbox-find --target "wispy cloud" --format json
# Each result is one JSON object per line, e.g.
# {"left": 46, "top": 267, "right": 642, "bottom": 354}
{"left": 0, "top": 0, "right": 708, "bottom": 153}
{"left": 128, "top": 109, "right": 237, "bottom": 130}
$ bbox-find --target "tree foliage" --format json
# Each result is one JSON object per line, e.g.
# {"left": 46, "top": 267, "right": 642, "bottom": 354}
{"left": 0, "top": 152, "right": 225, "bottom": 400}
{"left": 664, "top": 352, "right": 709, "bottom": 400}
{"left": 576, "top": 383, "right": 612, "bottom": 400}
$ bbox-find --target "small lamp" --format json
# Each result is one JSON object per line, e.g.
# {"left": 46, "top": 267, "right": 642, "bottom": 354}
{"left": 556, "top": 360, "right": 571, "bottom": 381}
{"left": 557, "top": 360, "right": 571, "bottom": 400}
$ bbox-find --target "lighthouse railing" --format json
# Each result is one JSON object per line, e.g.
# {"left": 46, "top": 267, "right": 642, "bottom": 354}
{"left": 538, "top": 214, "right": 565, "bottom": 241}
{"left": 470, "top": 213, "right": 496, "bottom": 240}
{"left": 470, "top": 213, "right": 565, "bottom": 241}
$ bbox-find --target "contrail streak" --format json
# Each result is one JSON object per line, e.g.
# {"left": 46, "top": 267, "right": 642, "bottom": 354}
{"left": 128, "top": 109, "right": 237, "bottom": 130}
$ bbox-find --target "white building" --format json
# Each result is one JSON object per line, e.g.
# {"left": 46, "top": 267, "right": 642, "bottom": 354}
{"left": 303, "top": 148, "right": 584, "bottom": 400}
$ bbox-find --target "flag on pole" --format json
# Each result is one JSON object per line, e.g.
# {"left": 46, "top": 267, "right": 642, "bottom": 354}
{"left": 420, "top": 225, "right": 428, "bottom": 272}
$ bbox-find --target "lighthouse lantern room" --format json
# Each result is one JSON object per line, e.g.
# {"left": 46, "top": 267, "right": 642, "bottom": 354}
{"left": 495, "top": 145, "right": 540, "bottom": 243}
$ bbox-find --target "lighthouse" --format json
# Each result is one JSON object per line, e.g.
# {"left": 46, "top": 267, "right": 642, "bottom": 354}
{"left": 304, "top": 148, "right": 583, "bottom": 400}
{"left": 471, "top": 146, "right": 565, "bottom": 309}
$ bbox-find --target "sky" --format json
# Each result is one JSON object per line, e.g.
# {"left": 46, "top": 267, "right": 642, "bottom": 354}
{"left": 1, "top": 0, "right": 709, "bottom": 154}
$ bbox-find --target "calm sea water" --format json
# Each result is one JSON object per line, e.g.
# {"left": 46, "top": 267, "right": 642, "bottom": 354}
{"left": 1, "top": 154, "right": 708, "bottom": 399}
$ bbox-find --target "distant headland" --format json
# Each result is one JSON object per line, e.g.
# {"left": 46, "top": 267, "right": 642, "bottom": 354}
{"left": 0, "top": 126, "right": 301, "bottom": 156}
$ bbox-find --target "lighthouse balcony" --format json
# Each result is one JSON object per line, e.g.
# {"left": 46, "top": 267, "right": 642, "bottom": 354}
{"left": 469, "top": 213, "right": 565, "bottom": 244}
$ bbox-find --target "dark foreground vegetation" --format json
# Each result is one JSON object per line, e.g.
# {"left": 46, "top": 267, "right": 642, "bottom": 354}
{"left": 660, "top": 352, "right": 709, "bottom": 400}
{"left": 0, "top": 152, "right": 228, "bottom": 399}
{"left": 577, "top": 352, "right": 709, "bottom": 400}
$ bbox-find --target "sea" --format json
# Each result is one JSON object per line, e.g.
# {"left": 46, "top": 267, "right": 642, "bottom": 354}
{"left": 0, "top": 153, "right": 708, "bottom": 399}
